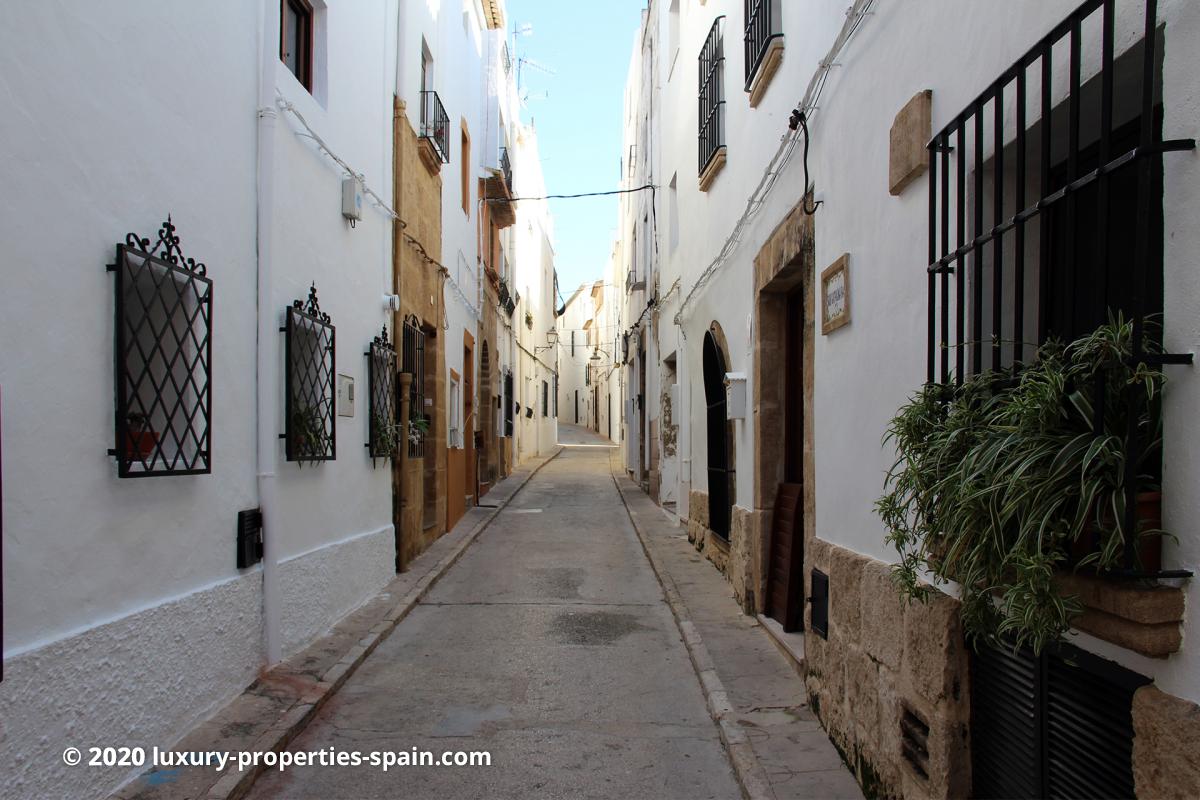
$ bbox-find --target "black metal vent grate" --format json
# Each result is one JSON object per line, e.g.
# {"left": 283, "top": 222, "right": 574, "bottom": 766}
{"left": 900, "top": 706, "right": 931, "bottom": 780}
{"left": 809, "top": 568, "right": 828, "bottom": 639}
{"left": 366, "top": 326, "right": 397, "bottom": 461}
{"left": 971, "top": 638, "right": 1150, "bottom": 799}
{"left": 109, "top": 217, "right": 213, "bottom": 478}
{"left": 283, "top": 284, "right": 335, "bottom": 464}
{"left": 402, "top": 317, "right": 426, "bottom": 457}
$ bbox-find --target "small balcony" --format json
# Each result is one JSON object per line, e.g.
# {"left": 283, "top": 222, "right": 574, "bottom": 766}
{"left": 484, "top": 145, "right": 516, "bottom": 228}
{"left": 418, "top": 90, "right": 449, "bottom": 171}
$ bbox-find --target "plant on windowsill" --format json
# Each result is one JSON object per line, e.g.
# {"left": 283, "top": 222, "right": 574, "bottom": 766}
{"left": 370, "top": 411, "right": 399, "bottom": 461}
{"left": 408, "top": 410, "right": 430, "bottom": 448}
{"left": 876, "top": 313, "right": 1168, "bottom": 655}
{"left": 291, "top": 404, "right": 331, "bottom": 465}
{"left": 124, "top": 412, "right": 159, "bottom": 459}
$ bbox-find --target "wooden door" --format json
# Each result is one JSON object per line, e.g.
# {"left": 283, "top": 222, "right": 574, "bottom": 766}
{"left": 766, "top": 483, "right": 803, "bottom": 630}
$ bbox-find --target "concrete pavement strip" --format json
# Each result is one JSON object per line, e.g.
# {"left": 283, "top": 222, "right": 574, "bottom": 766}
{"left": 610, "top": 451, "right": 863, "bottom": 800}
{"left": 110, "top": 447, "right": 563, "bottom": 800}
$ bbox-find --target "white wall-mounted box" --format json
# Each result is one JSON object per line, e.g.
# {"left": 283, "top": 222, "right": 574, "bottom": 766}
{"left": 725, "top": 372, "right": 747, "bottom": 419}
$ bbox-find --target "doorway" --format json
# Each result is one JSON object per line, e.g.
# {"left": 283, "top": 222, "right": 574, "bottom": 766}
{"left": 765, "top": 287, "right": 805, "bottom": 630}
{"left": 702, "top": 329, "right": 730, "bottom": 540}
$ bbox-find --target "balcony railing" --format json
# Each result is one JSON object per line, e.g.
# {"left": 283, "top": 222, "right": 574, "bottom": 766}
{"left": 420, "top": 90, "right": 449, "bottom": 164}
{"left": 500, "top": 146, "right": 513, "bottom": 192}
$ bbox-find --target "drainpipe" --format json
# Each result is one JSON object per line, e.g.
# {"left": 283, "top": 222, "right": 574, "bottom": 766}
{"left": 256, "top": 0, "right": 283, "bottom": 665}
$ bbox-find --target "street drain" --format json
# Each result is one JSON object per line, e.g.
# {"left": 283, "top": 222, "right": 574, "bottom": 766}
{"left": 549, "top": 610, "right": 646, "bottom": 645}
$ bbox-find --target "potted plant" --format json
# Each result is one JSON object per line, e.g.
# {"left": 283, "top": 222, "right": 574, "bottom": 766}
{"left": 124, "top": 412, "right": 159, "bottom": 460}
{"left": 370, "top": 412, "right": 399, "bottom": 459}
{"left": 408, "top": 410, "right": 430, "bottom": 449}
{"left": 291, "top": 404, "right": 330, "bottom": 464}
{"left": 876, "top": 313, "right": 1169, "bottom": 654}
{"left": 525, "top": 310, "right": 534, "bottom": 329}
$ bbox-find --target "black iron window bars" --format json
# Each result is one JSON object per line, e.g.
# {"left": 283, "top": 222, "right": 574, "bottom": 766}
{"left": 743, "top": 0, "right": 781, "bottom": 90}
{"left": 420, "top": 90, "right": 450, "bottom": 164}
{"left": 500, "top": 145, "right": 513, "bottom": 193}
{"left": 109, "top": 217, "right": 213, "bottom": 478}
{"left": 925, "top": 0, "right": 1194, "bottom": 577}
{"left": 698, "top": 16, "right": 726, "bottom": 175}
{"left": 283, "top": 283, "right": 335, "bottom": 464}
{"left": 366, "top": 326, "right": 397, "bottom": 462}
{"left": 402, "top": 316, "right": 426, "bottom": 457}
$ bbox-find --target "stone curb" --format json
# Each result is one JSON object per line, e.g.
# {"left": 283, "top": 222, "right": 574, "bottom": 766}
{"left": 609, "top": 455, "right": 777, "bottom": 800}
{"left": 114, "top": 447, "right": 563, "bottom": 800}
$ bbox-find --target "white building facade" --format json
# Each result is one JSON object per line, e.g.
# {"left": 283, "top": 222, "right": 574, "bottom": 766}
{"left": 621, "top": 0, "right": 1200, "bottom": 796}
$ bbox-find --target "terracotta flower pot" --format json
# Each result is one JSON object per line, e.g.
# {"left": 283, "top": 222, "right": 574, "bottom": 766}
{"left": 124, "top": 429, "right": 158, "bottom": 460}
{"left": 1070, "top": 491, "right": 1162, "bottom": 572}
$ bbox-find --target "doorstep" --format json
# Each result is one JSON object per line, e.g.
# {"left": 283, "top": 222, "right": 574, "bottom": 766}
{"left": 756, "top": 614, "right": 806, "bottom": 677}
{"left": 110, "top": 447, "right": 562, "bottom": 800}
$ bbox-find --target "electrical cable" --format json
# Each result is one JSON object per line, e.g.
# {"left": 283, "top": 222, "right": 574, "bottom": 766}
{"left": 673, "top": 0, "right": 875, "bottom": 326}
{"left": 484, "top": 184, "right": 656, "bottom": 202}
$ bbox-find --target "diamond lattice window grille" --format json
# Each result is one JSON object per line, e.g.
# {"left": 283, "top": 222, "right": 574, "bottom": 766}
{"left": 109, "top": 217, "right": 213, "bottom": 478}
{"left": 283, "top": 283, "right": 336, "bottom": 464}
{"left": 366, "top": 325, "right": 397, "bottom": 462}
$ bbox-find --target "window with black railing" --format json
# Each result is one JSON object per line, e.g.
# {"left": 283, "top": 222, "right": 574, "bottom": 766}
{"left": 420, "top": 90, "right": 450, "bottom": 164}
{"left": 698, "top": 16, "right": 726, "bottom": 176}
{"left": 402, "top": 317, "right": 426, "bottom": 457}
{"left": 500, "top": 145, "right": 513, "bottom": 192}
{"left": 284, "top": 284, "right": 335, "bottom": 464}
{"left": 743, "top": 0, "right": 781, "bottom": 90}
{"left": 924, "top": 0, "right": 1194, "bottom": 577}
{"left": 109, "top": 217, "right": 213, "bottom": 477}
{"left": 366, "top": 326, "right": 397, "bottom": 462}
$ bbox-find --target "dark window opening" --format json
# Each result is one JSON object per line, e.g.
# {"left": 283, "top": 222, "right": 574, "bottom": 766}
{"left": 402, "top": 317, "right": 426, "bottom": 458}
{"left": 743, "top": 0, "right": 781, "bottom": 90}
{"left": 284, "top": 284, "right": 335, "bottom": 464}
{"left": 280, "top": 0, "right": 314, "bottom": 91}
{"left": 924, "top": 0, "right": 1194, "bottom": 574}
{"left": 110, "top": 218, "right": 213, "bottom": 477}
{"left": 698, "top": 16, "right": 726, "bottom": 175}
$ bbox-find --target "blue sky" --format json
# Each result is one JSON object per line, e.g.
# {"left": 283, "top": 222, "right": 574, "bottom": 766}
{"left": 507, "top": 0, "right": 646, "bottom": 299}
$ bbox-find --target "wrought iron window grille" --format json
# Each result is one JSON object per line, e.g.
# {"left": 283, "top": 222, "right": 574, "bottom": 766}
{"left": 282, "top": 283, "right": 336, "bottom": 464}
{"left": 365, "top": 325, "right": 397, "bottom": 464}
{"left": 420, "top": 90, "right": 450, "bottom": 164}
{"left": 500, "top": 145, "right": 513, "bottom": 192}
{"left": 698, "top": 16, "right": 726, "bottom": 175}
{"left": 107, "top": 216, "right": 213, "bottom": 478}
{"left": 743, "top": 0, "right": 781, "bottom": 91}
{"left": 402, "top": 316, "right": 426, "bottom": 458}
{"left": 924, "top": 0, "right": 1195, "bottom": 579}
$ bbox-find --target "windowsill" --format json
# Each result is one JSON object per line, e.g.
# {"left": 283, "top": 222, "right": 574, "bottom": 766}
{"left": 746, "top": 36, "right": 784, "bottom": 108}
{"left": 1055, "top": 572, "right": 1185, "bottom": 658}
{"left": 698, "top": 147, "right": 727, "bottom": 192}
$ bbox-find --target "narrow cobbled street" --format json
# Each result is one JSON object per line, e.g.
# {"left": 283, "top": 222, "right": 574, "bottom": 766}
{"left": 248, "top": 427, "right": 740, "bottom": 798}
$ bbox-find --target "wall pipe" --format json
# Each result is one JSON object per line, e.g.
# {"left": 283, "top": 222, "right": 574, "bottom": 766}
{"left": 256, "top": 0, "right": 283, "bottom": 665}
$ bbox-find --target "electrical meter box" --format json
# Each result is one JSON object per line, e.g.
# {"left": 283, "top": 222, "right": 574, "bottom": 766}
{"left": 724, "top": 372, "right": 747, "bottom": 419}
{"left": 341, "top": 177, "right": 364, "bottom": 222}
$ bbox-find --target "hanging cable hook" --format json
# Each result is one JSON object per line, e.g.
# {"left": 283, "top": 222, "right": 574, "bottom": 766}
{"left": 789, "top": 109, "right": 823, "bottom": 215}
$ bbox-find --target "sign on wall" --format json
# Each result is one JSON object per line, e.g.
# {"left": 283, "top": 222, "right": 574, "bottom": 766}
{"left": 821, "top": 254, "right": 851, "bottom": 335}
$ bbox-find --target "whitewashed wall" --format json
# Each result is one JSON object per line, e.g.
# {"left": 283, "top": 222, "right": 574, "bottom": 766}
{"left": 653, "top": 0, "right": 1200, "bottom": 706}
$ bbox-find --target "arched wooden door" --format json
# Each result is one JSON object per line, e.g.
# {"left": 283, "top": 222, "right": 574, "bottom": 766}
{"left": 703, "top": 330, "right": 730, "bottom": 539}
